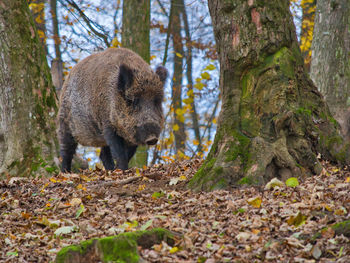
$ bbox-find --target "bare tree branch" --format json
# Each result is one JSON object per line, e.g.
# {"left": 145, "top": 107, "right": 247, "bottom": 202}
{"left": 61, "top": 0, "right": 110, "bottom": 47}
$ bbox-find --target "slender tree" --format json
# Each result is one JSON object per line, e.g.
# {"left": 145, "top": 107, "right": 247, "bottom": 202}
{"left": 171, "top": 0, "right": 186, "bottom": 155}
{"left": 122, "top": 0, "right": 150, "bottom": 167}
{"left": 300, "top": 0, "right": 316, "bottom": 71}
{"left": 50, "top": 0, "right": 64, "bottom": 95}
{"left": 29, "top": 0, "right": 48, "bottom": 55}
{"left": 181, "top": 0, "right": 202, "bottom": 153}
{"left": 310, "top": 0, "right": 350, "bottom": 136}
{"left": 0, "top": 0, "right": 58, "bottom": 176}
{"left": 189, "top": 0, "right": 350, "bottom": 191}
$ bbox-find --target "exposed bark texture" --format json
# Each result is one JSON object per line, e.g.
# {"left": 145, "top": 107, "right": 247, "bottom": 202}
{"left": 171, "top": 0, "right": 186, "bottom": 154}
{"left": 310, "top": 0, "right": 350, "bottom": 138}
{"left": 122, "top": 0, "right": 150, "bottom": 167}
{"left": 0, "top": 0, "right": 58, "bottom": 176}
{"left": 189, "top": 0, "right": 350, "bottom": 191}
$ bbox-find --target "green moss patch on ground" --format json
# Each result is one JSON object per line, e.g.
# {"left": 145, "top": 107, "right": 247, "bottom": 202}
{"left": 56, "top": 228, "right": 176, "bottom": 263}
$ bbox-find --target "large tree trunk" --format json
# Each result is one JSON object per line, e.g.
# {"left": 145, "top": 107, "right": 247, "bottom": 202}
{"left": 0, "top": 0, "right": 58, "bottom": 176}
{"left": 189, "top": 0, "right": 350, "bottom": 191}
{"left": 171, "top": 0, "right": 186, "bottom": 155}
{"left": 310, "top": 0, "right": 350, "bottom": 138}
{"left": 122, "top": 0, "right": 150, "bottom": 167}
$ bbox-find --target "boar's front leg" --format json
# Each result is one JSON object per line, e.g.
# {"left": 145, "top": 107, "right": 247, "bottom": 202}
{"left": 59, "top": 128, "right": 78, "bottom": 173}
{"left": 103, "top": 126, "right": 129, "bottom": 170}
{"left": 100, "top": 146, "right": 115, "bottom": 170}
{"left": 127, "top": 146, "right": 137, "bottom": 162}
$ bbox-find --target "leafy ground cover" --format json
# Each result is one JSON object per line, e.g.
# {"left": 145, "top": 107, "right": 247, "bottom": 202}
{"left": 1, "top": 159, "right": 350, "bottom": 262}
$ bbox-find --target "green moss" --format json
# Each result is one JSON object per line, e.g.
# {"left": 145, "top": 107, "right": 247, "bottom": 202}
{"left": 99, "top": 235, "right": 139, "bottom": 263}
{"left": 296, "top": 107, "right": 312, "bottom": 116}
{"left": 56, "top": 228, "right": 175, "bottom": 263}
{"left": 319, "top": 133, "right": 346, "bottom": 163}
{"left": 331, "top": 220, "right": 350, "bottom": 237}
{"left": 239, "top": 175, "right": 265, "bottom": 186}
{"left": 214, "top": 166, "right": 224, "bottom": 175}
{"left": 224, "top": 130, "right": 251, "bottom": 168}
{"left": 240, "top": 47, "right": 297, "bottom": 138}
{"left": 188, "top": 158, "right": 217, "bottom": 189}
{"left": 210, "top": 178, "right": 228, "bottom": 190}
{"left": 312, "top": 220, "right": 350, "bottom": 241}
{"left": 329, "top": 116, "right": 338, "bottom": 126}
{"left": 238, "top": 176, "right": 254, "bottom": 185}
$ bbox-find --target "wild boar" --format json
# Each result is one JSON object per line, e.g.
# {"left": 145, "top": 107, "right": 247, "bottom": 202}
{"left": 58, "top": 48, "right": 167, "bottom": 172}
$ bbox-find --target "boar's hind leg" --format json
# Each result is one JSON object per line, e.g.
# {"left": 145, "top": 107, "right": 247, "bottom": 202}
{"left": 59, "top": 130, "right": 77, "bottom": 173}
{"left": 100, "top": 146, "right": 115, "bottom": 170}
{"left": 103, "top": 126, "right": 129, "bottom": 170}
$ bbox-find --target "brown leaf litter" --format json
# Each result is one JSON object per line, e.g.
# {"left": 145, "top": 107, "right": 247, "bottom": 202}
{"left": 1, "top": 159, "right": 350, "bottom": 262}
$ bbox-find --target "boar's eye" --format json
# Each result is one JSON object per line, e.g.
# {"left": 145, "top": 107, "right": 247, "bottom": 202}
{"left": 154, "top": 97, "right": 162, "bottom": 106}
{"left": 126, "top": 98, "right": 133, "bottom": 107}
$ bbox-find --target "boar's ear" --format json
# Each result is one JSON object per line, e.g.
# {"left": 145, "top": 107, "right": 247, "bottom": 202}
{"left": 118, "top": 64, "right": 134, "bottom": 92}
{"left": 155, "top": 65, "right": 168, "bottom": 85}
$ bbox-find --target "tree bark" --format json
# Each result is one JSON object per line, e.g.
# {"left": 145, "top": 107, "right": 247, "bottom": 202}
{"left": 0, "top": 0, "right": 58, "bottom": 176}
{"left": 50, "top": 0, "right": 64, "bottom": 96}
{"left": 171, "top": 0, "right": 186, "bottom": 155}
{"left": 122, "top": 0, "right": 150, "bottom": 167}
{"left": 310, "top": 0, "right": 350, "bottom": 138}
{"left": 181, "top": 0, "right": 202, "bottom": 153}
{"left": 189, "top": 0, "right": 350, "bottom": 191}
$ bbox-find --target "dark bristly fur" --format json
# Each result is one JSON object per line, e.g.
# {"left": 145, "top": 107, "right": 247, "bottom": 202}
{"left": 58, "top": 48, "right": 168, "bottom": 172}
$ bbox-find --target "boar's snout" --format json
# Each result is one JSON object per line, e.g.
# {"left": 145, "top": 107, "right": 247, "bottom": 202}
{"left": 135, "top": 123, "right": 161, "bottom": 145}
{"left": 145, "top": 136, "right": 158, "bottom": 145}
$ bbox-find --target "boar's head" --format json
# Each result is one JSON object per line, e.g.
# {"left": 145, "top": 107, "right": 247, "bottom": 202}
{"left": 110, "top": 64, "right": 167, "bottom": 146}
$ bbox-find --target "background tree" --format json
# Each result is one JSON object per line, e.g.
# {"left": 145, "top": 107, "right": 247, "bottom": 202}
{"left": 121, "top": 0, "right": 150, "bottom": 168}
{"left": 189, "top": 0, "right": 350, "bottom": 191}
{"left": 50, "top": 0, "right": 64, "bottom": 95}
{"left": 0, "top": 0, "right": 58, "bottom": 176}
{"left": 300, "top": 0, "right": 316, "bottom": 71}
{"left": 180, "top": 0, "right": 202, "bottom": 153}
{"left": 170, "top": 0, "right": 186, "bottom": 155}
{"left": 310, "top": 0, "right": 350, "bottom": 136}
{"left": 29, "top": 0, "right": 48, "bottom": 55}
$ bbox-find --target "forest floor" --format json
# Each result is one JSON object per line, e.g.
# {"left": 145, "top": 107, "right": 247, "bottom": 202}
{"left": 1, "top": 158, "right": 350, "bottom": 262}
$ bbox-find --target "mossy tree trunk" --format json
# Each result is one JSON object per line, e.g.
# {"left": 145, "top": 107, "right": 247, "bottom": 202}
{"left": 189, "top": 0, "right": 350, "bottom": 191}
{"left": 122, "top": 0, "right": 150, "bottom": 168}
{"left": 310, "top": 0, "right": 350, "bottom": 138}
{"left": 0, "top": 0, "right": 58, "bottom": 176}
